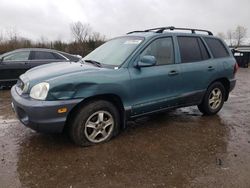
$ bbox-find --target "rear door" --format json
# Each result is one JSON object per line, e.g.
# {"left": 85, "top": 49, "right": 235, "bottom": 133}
{"left": 176, "top": 36, "right": 216, "bottom": 105}
{"left": 28, "top": 51, "right": 67, "bottom": 68}
{"left": 0, "top": 51, "right": 30, "bottom": 82}
{"left": 203, "top": 37, "right": 233, "bottom": 77}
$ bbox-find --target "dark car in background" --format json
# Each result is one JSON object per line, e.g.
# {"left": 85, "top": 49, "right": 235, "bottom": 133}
{"left": 0, "top": 48, "right": 81, "bottom": 88}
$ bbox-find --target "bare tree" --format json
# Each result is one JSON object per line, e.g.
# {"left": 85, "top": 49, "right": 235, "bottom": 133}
{"left": 234, "top": 25, "right": 247, "bottom": 47}
{"left": 91, "top": 32, "right": 105, "bottom": 42}
{"left": 227, "top": 30, "right": 234, "bottom": 46}
{"left": 5, "top": 28, "right": 20, "bottom": 49}
{"left": 35, "top": 36, "right": 50, "bottom": 48}
{"left": 6, "top": 27, "right": 19, "bottom": 42}
{"left": 71, "top": 22, "right": 92, "bottom": 43}
{"left": 39, "top": 36, "right": 49, "bottom": 44}
{"left": 0, "top": 23, "right": 105, "bottom": 56}
{"left": 0, "top": 31, "right": 3, "bottom": 44}
{"left": 217, "top": 32, "right": 226, "bottom": 40}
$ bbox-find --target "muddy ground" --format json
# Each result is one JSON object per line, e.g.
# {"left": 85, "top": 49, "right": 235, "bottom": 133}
{"left": 0, "top": 68, "right": 250, "bottom": 188}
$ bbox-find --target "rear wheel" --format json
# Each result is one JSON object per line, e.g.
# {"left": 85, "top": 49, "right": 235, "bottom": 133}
{"left": 69, "top": 100, "right": 120, "bottom": 146}
{"left": 198, "top": 82, "right": 226, "bottom": 115}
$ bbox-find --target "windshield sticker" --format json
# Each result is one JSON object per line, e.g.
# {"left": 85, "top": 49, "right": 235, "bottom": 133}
{"left": 124, "top": 40, "right": 142, "bottom": 45}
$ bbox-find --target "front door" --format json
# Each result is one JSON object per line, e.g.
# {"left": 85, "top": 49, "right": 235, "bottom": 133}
{"left": 128, "top": 37, "right": 182, "bottom": 116}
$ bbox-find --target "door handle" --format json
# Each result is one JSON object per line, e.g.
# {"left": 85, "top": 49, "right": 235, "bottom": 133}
{"left": 208, "top": 66, "right": 215, "bottom": 71}
{"left": 168, "top": 70, "right": 179, "bottom": 76}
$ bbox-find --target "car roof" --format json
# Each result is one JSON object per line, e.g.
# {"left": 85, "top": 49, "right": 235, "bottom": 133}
{"left": 10, "top": 48, "right": 66, "bottom": 54}
{"left": 127, "top": 31, "right": 216, "bottom": 38}
{"left": 126, "top": 26, "right": 215, "bottom": 39}
{"left": 0, "top": 48, "right": 79, "bottom": 59}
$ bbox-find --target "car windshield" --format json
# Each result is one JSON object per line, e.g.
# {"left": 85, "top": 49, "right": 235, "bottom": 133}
{"left": 83, "top": 36, "right": 144, "bottom": 66}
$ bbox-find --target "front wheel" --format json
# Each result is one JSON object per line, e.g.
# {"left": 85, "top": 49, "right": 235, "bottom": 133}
{"left": 198, "top": 82, "right": 226, "bottom": 115}
{"left": 69, "top": 100, "right": 120, "bottom": 146}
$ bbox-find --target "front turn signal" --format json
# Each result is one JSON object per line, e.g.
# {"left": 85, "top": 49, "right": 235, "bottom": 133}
{"left": 58, "top": 107, "right": 67, "bottom": 114}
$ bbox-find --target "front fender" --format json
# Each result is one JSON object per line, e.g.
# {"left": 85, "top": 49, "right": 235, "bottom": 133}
{"left": 46, "top": 68, "right": 132, "bottom": 108}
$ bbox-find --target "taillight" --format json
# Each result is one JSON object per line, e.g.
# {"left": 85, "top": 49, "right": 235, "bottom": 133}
{"left": 234, "top": 62, "right": 239, "bottom": 74}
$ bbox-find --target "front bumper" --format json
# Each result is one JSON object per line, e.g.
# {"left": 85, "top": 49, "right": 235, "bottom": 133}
{"left": 11, "top": 86, "right": 82, "bottom": 133}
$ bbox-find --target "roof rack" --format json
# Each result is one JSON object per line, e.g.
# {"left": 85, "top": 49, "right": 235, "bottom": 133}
{"left": 127, "top": 26, "right": 213, "bottom": 36}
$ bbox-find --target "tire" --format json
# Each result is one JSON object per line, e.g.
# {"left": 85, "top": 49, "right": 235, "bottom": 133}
{"left": 198, "top": 82, "right": 226, "bottom": 116}
{"left": 69, "top": 100, "right": 120, "bottom": 146}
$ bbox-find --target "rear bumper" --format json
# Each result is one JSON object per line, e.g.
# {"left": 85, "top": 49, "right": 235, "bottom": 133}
{"left": 229, "top": 79, "right": 236, "bottom": 92}
{"left": 11, "top": 86, "right": 82, "bottom": 133}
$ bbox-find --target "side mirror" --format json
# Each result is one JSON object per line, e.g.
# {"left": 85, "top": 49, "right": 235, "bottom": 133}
{"left": 0, "top": 57, "right": 3, "bottom": 62}
{"left": 136, "top": 55, "right": 156, "bottom": 68}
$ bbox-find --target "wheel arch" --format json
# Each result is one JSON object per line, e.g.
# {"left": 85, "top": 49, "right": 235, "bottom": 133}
{"left": 64, "top": 93, "right": 126, "bottom": 132}
{"left": 208, "top": 77, "right": 230, "bottom": 101}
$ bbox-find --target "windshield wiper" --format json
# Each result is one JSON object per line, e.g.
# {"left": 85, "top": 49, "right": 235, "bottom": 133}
{"left": 84, "top": 59, "right": 102, "bottom": 67}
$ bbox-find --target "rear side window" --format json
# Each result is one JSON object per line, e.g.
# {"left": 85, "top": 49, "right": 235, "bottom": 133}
{"left": 177, "top": 37, "right": 210, "bottom": 63}
{"left": 198, "top": 39, "right": 210, "bottom": 60}
{"left": 32, "top": 51, "right": 59, "bottom": 60}
{"left": 204, "top": 38, "right": 229, "bottom": 58}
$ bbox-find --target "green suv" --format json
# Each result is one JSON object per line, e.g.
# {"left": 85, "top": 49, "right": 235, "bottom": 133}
{"left": 11, "top": 27, "right": 238, "bottom": 146}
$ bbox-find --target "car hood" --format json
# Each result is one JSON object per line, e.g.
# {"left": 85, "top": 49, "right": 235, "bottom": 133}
{"left": 21, "top": 61, "right": 101, "bottom": 83}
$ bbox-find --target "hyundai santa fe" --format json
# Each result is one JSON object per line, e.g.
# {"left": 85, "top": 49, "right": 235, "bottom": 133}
{"left": 11, "top": 27, "right": 238, "bottom": 146}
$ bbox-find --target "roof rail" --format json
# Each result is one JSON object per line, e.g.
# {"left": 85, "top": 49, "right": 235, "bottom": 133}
{"left": 127, "top": 26, "right": 213, "bottom": 36}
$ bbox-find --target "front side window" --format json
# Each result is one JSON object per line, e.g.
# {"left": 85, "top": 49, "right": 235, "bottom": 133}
{"left": 204, "top": 38, "right": 229, "bottom": 58}
{"left": 84, "top": 36, "right": 144, "bottom": 66}
{"left": 4, "top": 51, "right": 30, "bottom": 61}
{"left": 140, "top": 37, "right": 174, "bottom": 65}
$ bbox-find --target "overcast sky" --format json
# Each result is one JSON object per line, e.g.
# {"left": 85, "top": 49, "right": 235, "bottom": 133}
{"left": 0, "top": 0, "right": 249, "bottom": 42}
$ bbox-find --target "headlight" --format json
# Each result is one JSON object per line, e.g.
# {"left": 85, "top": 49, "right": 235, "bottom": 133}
{"left": 30, "top": 82, "right": 50, "bottom": 100}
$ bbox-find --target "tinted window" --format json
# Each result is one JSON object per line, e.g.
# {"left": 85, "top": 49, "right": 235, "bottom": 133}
{"left": 33, "top": 51, "right": 58, "bottom": 60}
{"left": 60, "top": 52, "right": 79, "bottom": 62}
{"left": 204, "top": 38, "right": 229, "bottom": 58}
{"left": 198, "top": 39, "right": 210, "bottom": 60}
{"left": 178, "top": 37, "right": 205, "bottom": 63}
{"left": 52, "top": 53, "right": 66, "bottom": 60}
{"left": 4, "top": 51, "right": 30, "bottom": 61}
{"left": 141, "top": 37, "right": 174, "bottom": 65}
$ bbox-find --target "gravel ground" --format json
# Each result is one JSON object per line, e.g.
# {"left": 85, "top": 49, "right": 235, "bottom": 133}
{"left": 0, "top": 68, "right": 250, "bottom": 188}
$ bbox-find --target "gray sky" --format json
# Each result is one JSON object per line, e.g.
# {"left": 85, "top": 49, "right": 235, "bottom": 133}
{"left": 0, "top": 0, "right": 249, "bottom": 42}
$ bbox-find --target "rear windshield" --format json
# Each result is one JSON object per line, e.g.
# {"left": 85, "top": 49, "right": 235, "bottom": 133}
{"left": 60, "top": 52, "right": 80, "bottom": 62}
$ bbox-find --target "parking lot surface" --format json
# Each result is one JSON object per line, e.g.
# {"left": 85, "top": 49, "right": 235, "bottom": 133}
{"left": 1, "top": 68, "right": 250, "bottom": 188}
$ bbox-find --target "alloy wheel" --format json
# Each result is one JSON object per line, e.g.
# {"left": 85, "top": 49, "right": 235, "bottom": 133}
{"left": 84, "top": 111, "right": 114, "bottom": 143}
{"left": 208, "top": 88, "right": 222, "bottom": 110}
